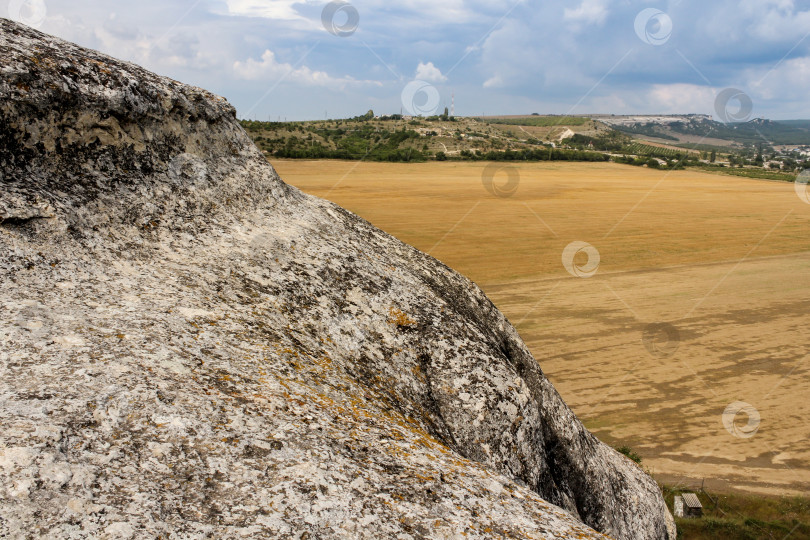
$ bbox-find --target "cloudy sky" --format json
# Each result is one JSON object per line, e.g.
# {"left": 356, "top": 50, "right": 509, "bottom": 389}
{"left": 7, "top": 0, "right": 810, "bottom": 120}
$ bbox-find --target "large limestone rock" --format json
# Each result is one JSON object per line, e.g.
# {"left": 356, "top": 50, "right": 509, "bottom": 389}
{"left": 0, "top": 19, "right": 675, "bottom": 539}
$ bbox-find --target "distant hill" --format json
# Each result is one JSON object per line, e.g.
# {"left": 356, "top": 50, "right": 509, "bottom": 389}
{"left": 240, "top": 112, "right": 808, "bottom": 181}
{"left": 240, "top": 114, "right": 605, "bottom": 162}
{"left": 599, "top": 115, "right": 810, "bottom": 147}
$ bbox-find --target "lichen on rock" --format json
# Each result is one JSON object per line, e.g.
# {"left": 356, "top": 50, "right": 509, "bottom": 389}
{"left": 0, "top": 18, "right": 675, "bottom": 539}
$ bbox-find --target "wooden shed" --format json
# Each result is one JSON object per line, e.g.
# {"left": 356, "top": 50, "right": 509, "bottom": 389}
{"left": 674, "top": 493, "right": 703, "bottom": 518}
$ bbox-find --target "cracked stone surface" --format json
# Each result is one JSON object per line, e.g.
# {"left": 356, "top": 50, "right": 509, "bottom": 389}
{"left": 0, "top": 18, "right": 675, "bottom": 539}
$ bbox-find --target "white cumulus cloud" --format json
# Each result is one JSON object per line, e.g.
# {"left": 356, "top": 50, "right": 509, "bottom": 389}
{"left": 232, "top": 50, "right": 382, "bottom": 90}
{"left": 225, "top": 0, "right": 302, "bottom": 20}
{"left": 563, "top": 0, "right": 608, "bottom": 25}
{"left": 483, "top": 75, "right": 503, "bottom": 88}
{"left": 415, "top": 62, "right": 447, "bottom": 83}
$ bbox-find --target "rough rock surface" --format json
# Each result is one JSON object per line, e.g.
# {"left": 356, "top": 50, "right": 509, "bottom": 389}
{"left": 0, "top": 19, "right": 675, "bottom": 539}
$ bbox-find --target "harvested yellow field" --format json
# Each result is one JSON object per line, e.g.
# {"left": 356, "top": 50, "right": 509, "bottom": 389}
{"left": 274, "top": 159, "right": 810, "bottom": 496}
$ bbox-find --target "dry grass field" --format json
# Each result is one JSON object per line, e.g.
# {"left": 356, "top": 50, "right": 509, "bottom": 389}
{"left": 273, "top": 159, "right": 810, "bottom": 496}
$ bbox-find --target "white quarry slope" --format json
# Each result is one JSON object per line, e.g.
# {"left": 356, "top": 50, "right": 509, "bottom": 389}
{"left": 0, "top": 19, "right": 675, "bottom": 539}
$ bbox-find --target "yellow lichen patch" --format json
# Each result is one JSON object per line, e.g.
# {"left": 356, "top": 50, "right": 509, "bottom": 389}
{"left": 312, "top": 355, "right": 333, "bottom": 368}
{"left": 410, "top": 364, "right": 427, "bottom": 383}
{"left": 387, "top": 307, "right": 416, "bottom": 328}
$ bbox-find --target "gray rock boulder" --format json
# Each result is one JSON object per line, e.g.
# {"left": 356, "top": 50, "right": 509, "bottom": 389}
{"left": 0, "top": 18, "right": 675, "bottom": 539}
